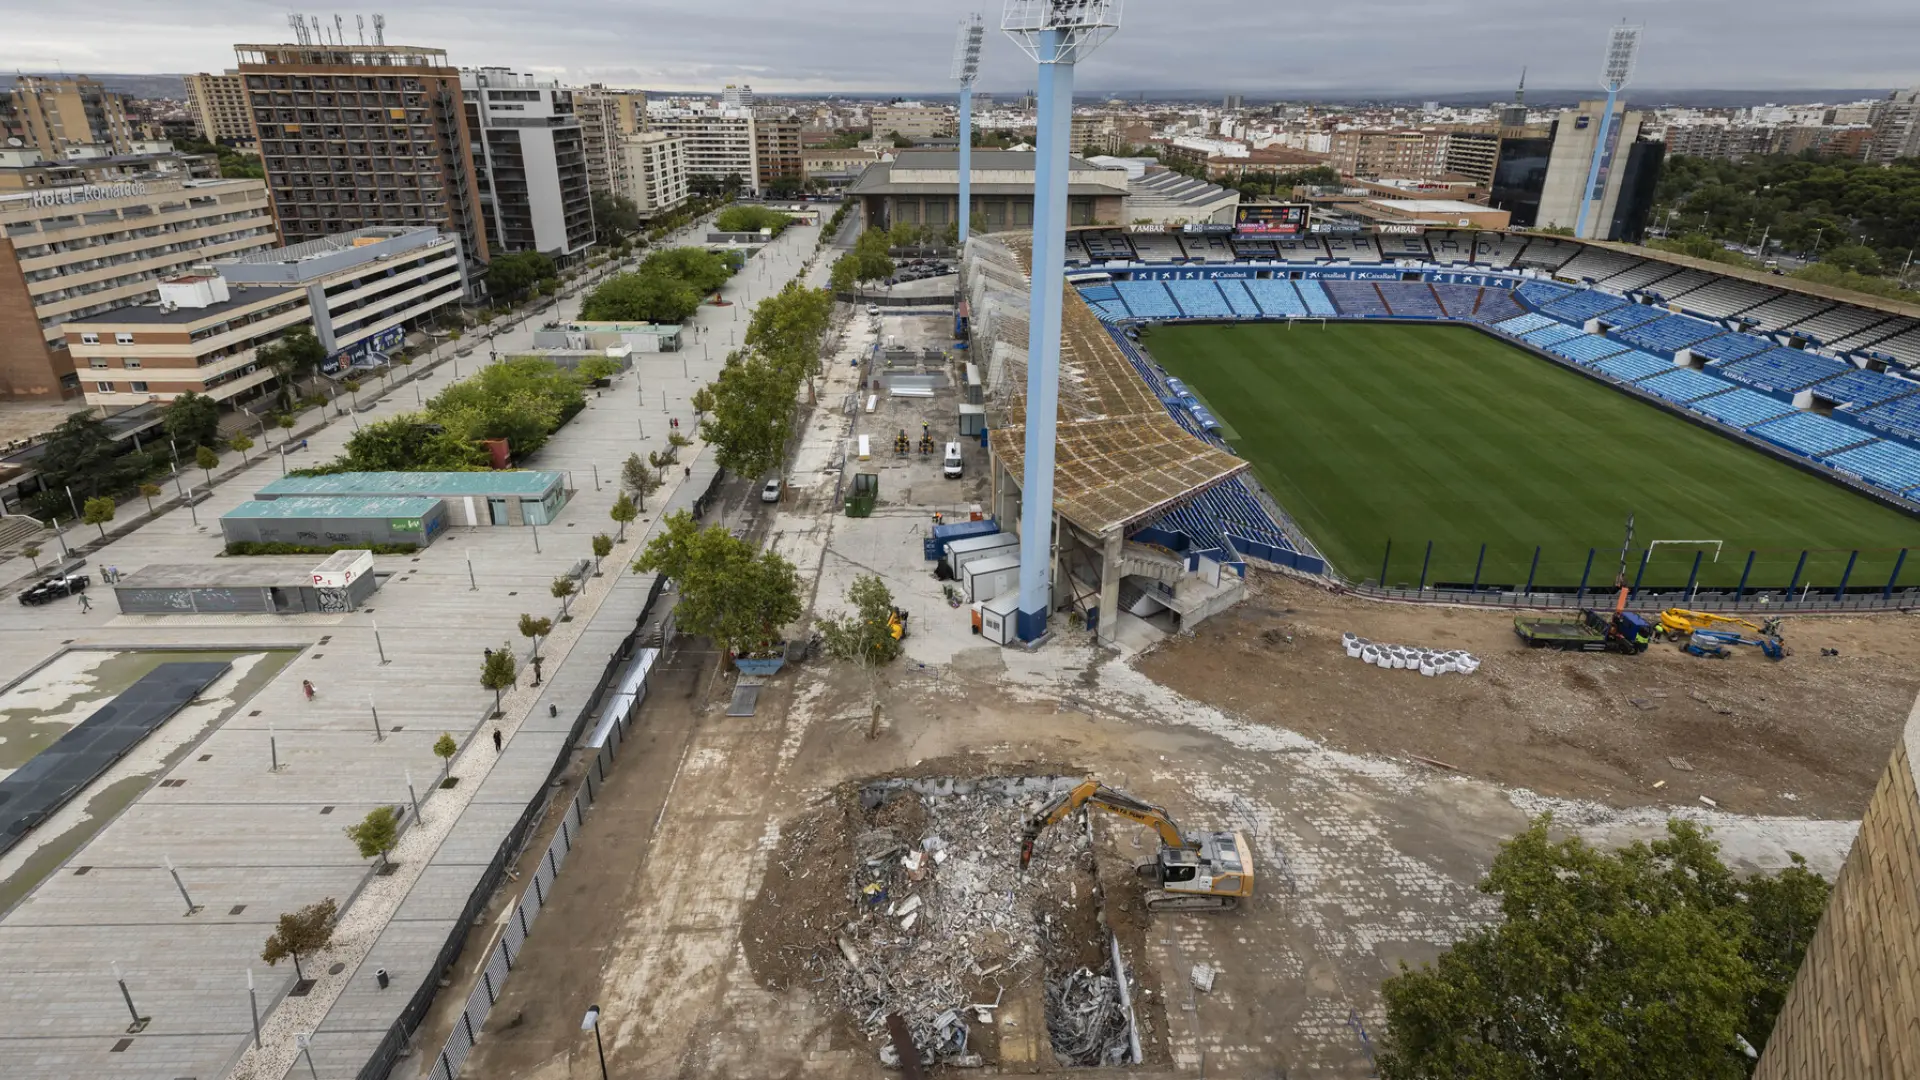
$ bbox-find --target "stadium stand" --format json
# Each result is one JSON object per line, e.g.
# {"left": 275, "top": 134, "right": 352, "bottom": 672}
{"left": 1348, "top": 236, "right": 1381, "bottom": 262}
{"left": 1275, "top": 237, "right": 1327, "bottom": 261}
{"left": 1594, "top": 350, "right": 1676, "bottom": 382}
{"left": 1474, "top": 233, "right": 1529, "bottom": 268}
{"left": 1864, "top": 326, "right": 1920, "bottom": 366}
{"left": 1597, "top": 304, "right": 1669, "bottom": 330}
{"left": 1429, "top": 231, "right": 1471, "bottom": 264}
{"left": 1540, "top": 289, "right": 1630, "bottom": 323}
{"left": 1857, "top": 396, "right": 1920, "bottom": 441}
{"left": 1736, "top": 291, "right": 1830, "bottom": 333}
{"left": 1514, "top": 237, "right": 1581, "bottom": 271}
{"left": 1230, "top": 237, "right": 1279, "bottom": 260}
{"left": 1431, "top": 284, "right": 1483, "bottom": 318}
{"left": 1639, "top": 367, "right": 1733, "bottom": 403}
{"left": 1619, "top": 315, "right": 1726, "bottom": 354}
{"left": 1687, "top": 332, "right": 1773, "bottom": 363}
{"left": 1834, "top": 315, "right": 1917, "bottom": 353}
{"left": 1296, "top": 280, "right": 1337, "bottom": 316}
{"left": 1377, "top": 282, "right": 1444, "bottom": 317}
{"left": 1717, "top": 348, "right": 1851, "bottom": 392}
{"left": 1081, "top": 229, "right": 1137, "bottom": 263}
{"left": 1688, "top": 388, "right": 1796, "bottom": 429}
{"left": 1127, "top": 232, "right": 1186, "bottom": 263}
{"left": 1183, "top": 234, "right": 1233, "bottom": 263}
{"left": 1523, "top": 324, "right": 1585, "bottom": 349}
{"left": 1244, "top": 279, "right": 1307, "bottom": 317}
{"left": 1549, "top": 334, "right": 1631, "bottom": 365}
{"left": 1078, "top": 283, "right": 1120, "bottom": 303}
{"left": 1558, "top": 247, "right": 1643, "bottom": 282}
{"left": 1792, "top": 306, "right": 1890, "bottom": 347}
{"left": 1089, "top": 301, "right": 1131, "bottom": 322}
{"left": 1516, "top": 280, "right": 1574, "bottom": 308}
{"left": 1471, "top": 288, "right": 1525, "bottom": 324}
{"left": 1824, "top": 441, "right": 1920, "bottom": 495}
{"left": 1114, "top": 280, "right": 1181, "bottom": 319}
{"left": 1323, "top": 237, "right": 1356, "bottom": 261}
{"left": 1325, "top": 279, "right": 1390, "bottom": 316}
{"left": 1676, "top": 278, "right": 1774, "bottom": 319}
{"left": 1166, "top": 279, "right": 1233, "bottom": 318}
{"left": 1377, "top": 235, "right": 1430, "bottom": 260}
{"left": 1216, "top": 278, "right": 1262, "bottom": 317}
{"left": 1749, "top": 412, "right": 1874, "bottom": 457}
{"left": 1495, "top": 311, "right": 1562, "bottom": 337}
{"left": 1640, "top": 268, "right": 1719, "bottom": 301}
{"left": 1599, "top": 260, "right": 1684, "bottom": 292}
{"left": 1811, "top": 369, "right": 1914, "bottom": 407}
{"left": 1064, "top": 234, "right": 1088, "bottom": 266}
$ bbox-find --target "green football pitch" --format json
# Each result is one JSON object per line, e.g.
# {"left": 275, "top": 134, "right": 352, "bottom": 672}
{"left": 1143, "top": 321, "right": 1919, "bottom": 591}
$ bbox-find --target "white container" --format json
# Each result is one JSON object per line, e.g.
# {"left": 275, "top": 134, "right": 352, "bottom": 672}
{"left": 962, "top": 553, "right": 1022, "bottom": 603}
{"left": 945, "top": 531, "right": 1016, "bottom": 577}
{"left": 980, "top": 589, "right": 1020, "bottom": 645}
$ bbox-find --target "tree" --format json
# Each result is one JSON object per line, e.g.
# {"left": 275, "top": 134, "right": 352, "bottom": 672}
{"left": 590, "top": 533, "right": 614, "bottom": 575}
{"left": 590, "top": 190, "right": 642, "bottom": 245}
{"left": 161, "top": 390, "right": 221, "bottom": 450}
{"left": 817, "top": 573, "right": 904, "bottom": 665}
{"left": 667, "top": 431, "right": 692, "bottom": 452}
{"left": 339, "top": 414, "right": 486, "bottom": 472}
{"left": 261, "top": 897, "right": 337, "bottom": 983}
{"left": 745, "top": 282, "right": 834, "bottom": 385}
{"left": 138, "top": 482, "right": 161, "bottom": 516}
{"left": 642, "top": 247, "right": 736, "bottom": 294}
{"left": 716, "top": 205, "right": 793, "bottom": 234}
{"left": 342, "top": 377, "right": 362, "bottom": 409}
{"left": 551, "top": 574, "right": 577, "bottom": 620}
{"left": 852, "top": 226, "right": 894, "bottom": 282}
{"left": 480, "top": 648, "right": 518, "bottom": 717}
{"left": 229, "top": 433, "right": 254, "bottom": 466}
{"left": 888, "top": 220, "right": 919, "bottom": 250}
{"left": 484, "top": 251, "right": 557, "bottom": 299}
{"left": 576, "top": 355, "right": 621, "bottom": 384}
{"left": 345, "top": 805, "right": 401, "bottom": 871}
{"left": 830, "top": 254, "right": 859, "bottom": 293}
{"left": 1820, "top": 243, "right": 1883, "bottom": 276}
{"left": 633, "top": 511, "right": 802, "bottom": 657}
{"left": 194, "top": 444, "right": 219, "bottom": 488}
{"left": 1377, "top": 817, "right": 1830, "bottom": 1080}
{"left": 579, "top": 270, "right": 701, "bottom": 323}
{"left": 257, "top": 327, "right": 327, "bottom": 412}
{"left": 21, "top": 544, "right": 40, "bottom": 571}
{"left": 609, "top": 490, "right": 639, "bottom": 541}
{"left": 432, "top": 731, "right": 458, "bottom": 786}
{"left": 82, "top": 495, "right": 115, "bottom": 540}
{"left": 518, "top": 612, "right": 554, "bottom": 658}
{"left": 278, "top": 415, "right": 296, "bottom": 436}
{"left": 700, "top": 351, "right": 798, "bottom": 480}
{"left": 621, "top": 452, "right": 661, "bottom": 510}
{"left": 36, "top": 412, "right": 153, "bottom": 504}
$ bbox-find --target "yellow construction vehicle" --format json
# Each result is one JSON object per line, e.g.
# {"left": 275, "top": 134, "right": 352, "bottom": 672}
{"left": 1655, "top": 609, "right": 1782, "bottom": 640}
{"left": 1020, "top": 780, "right": 1252, "bottom": 912}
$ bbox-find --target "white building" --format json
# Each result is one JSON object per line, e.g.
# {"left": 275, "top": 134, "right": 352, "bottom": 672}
{"left": 644, "top": 104, "right": 759, "bottom": 189}
{"left": 461, "top": 68, "right": 596, "bottom": 260}
{"left": 622, "top": 132, "right": 690, "bottom": 219}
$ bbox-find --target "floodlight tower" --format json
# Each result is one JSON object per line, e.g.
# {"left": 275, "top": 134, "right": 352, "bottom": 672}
{"left": 1575, "top": 23, "right": 1641, "bottom": 239}
{"left": 951, "top": 14, "right": 986, "bottom": 246}
{"left": 1002, "top": 0, "right": 1122, "bottom": 642}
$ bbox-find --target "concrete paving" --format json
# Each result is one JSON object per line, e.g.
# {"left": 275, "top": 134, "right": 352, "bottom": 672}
{"left": 0, "top": 215, "right": 833, "bottom": 1080}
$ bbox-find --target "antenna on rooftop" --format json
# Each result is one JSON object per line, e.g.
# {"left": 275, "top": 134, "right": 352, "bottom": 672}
{"left": 287, "top": 13, "right": 310, "bottom": 44}
{"left": 372, "top": 13, "right": 386, "bottom": 45}
{"left": 309, "top": 16, "right": 323, "bottom": 44}
{"left": 357, "top": 15, "right": 365, "bottom": 44}
{"left": 334, "top": 15, "right": 346, "bottom": 45}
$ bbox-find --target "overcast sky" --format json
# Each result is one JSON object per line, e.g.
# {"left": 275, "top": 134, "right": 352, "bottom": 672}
{"left": 3, "top": 0, "right": 1914, "bottom": 95}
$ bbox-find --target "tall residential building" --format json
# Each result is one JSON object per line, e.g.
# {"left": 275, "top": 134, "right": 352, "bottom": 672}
{"left": 0, "top": 177, "right": 277, "bottom": 399}
{"left": 720, "top": 84, "right": 754, "bottom": 109}
{"left": 183, "top": 72, "right": 255, "bottom": 145}
{"left": 871, "top": 104, "right": 950, "bottom": 143}
{"left": 575, "top": 86, "right": 647, "bottom": 198}
{"left": 461, "top": 68, "right": 595, "bottom": 260}
{"left": 1, "top": 76, "right": 137, "bottom": 158}
{"left": 754, "top": 119, "right": 803, "bottom": 193}
{"left": 1533, "top": 98, "right": 1664, "bottom": 241}
{"left": 622, "top": 132, "right": 689, "bottom": 218}
{"left": 1867, "top": 86, "right": 1920, "bottom": 164}
{"left": 235, "top": 43, "right": 489, "bottom": 262}
{"left": 1663, "top": 123, "right": 1776, "bottom": 162}
{"left": 644, "top": 106, "right": 762, "bottom": 191}
{"left": 1327, "top": 129, "right": 1448, "bottom": 179}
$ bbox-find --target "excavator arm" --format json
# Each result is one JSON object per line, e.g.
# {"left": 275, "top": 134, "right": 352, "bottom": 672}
{"left": 1020, "top": 780, "right": 1191, "bottom": 868}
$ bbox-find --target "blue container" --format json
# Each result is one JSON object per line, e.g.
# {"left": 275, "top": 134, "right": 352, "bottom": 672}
{"left": 923, "top": 517, "right": 998, "bottom": 560}
{"left": 733, "top": 654, "right": 787, "bottom": 675}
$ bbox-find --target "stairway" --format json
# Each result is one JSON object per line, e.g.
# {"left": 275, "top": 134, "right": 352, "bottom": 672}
{"left": 0, "top": 514, "right": 46, "bottom": 552}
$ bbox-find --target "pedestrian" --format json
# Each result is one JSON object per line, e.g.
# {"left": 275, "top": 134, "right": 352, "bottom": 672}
{"left": 77, "top": 591, "right": 91, "bottom": 612}
{"left": 302, "top": 679, "right": 315, "bottom": 701}
{"left": 684, "top": 465, "right": 691, "bottom": 479}
{"left": 492, "top": 729, "right": 502, "bottom": 752}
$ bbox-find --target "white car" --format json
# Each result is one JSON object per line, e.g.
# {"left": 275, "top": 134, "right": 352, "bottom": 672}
{"left": 866, "top": 304, "right": 879, "bottom": 317}
{"left": 761, "top": 478, "right": 782, "bottom": 503}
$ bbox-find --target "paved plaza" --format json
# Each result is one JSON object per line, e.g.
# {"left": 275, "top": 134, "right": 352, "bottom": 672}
{"left": 0, "top": 215, "right": 829, "bottom": 1080}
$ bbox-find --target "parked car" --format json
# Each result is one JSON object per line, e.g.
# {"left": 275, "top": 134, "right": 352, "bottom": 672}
{"left": 761, "top": 478, "right": 783, "bottom": 503}
{"left": 20, "top": 573, "right": 88, "bottom": 606}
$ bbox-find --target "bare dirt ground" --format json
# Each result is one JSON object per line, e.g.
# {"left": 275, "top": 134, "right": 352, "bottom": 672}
{"left": 1137, "top": 575, "right": 1920, "bottom": 821}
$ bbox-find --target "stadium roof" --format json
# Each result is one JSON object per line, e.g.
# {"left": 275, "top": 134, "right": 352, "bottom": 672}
{"left": 1582, "top": 238, "right": 1920, "bottom": 322}
{"left": 984, "top": 234, "right": 1248, "bottom": 536}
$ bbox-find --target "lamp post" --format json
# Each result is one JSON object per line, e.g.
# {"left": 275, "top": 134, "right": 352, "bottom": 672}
{"left": 1003, "top": 0, "right": 1121, "bottom": 642}
{"left": 113, "top": 962, "right": 150, "bottom": 1032}
{"left": 1575, "top": 23, "right": 1640, "bottom": 240}
{"left": 581, "top": 1005, "right": 610, "bottom": 1080}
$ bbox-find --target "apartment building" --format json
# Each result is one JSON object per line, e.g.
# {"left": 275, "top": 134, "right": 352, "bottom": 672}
{"left": 184, "top": 72, "right": 256, "bottom": 146}
{"left": 754, "top": 119, "right": 803, "bottom": 193}
{"left": 0, "top": 146, "right": 215, "bottom": 193}
{"left": 461, "top": 68, "right": 595, "bottom": 261}
{"left": 1868, "top": 86, "right": 1920, "bottom": 164}
{"left": 63, "top": 225, "right": 466, "bottom": 408}
{"left": 645, "top": 106, "right": 759, "bottom": 190}
{"left": 235, "top": 43, "right": 489, "bottom": 263}
{"left": 0, "top": 176, "right": 277, "bottom": 400}
{"left": 871, "top": 104, "right": 949, "bottom": 143}
{"left": 0, "top": 76, "right": 137, "bottom": 158}
{"left": 1327, "top": 129, "right": 1449, "bottom": 179}
{"left": 622, "top": 133, "right": 688, "bottom": 218}
{"left": 575, "top": 86, "right": 641, "bottom": 198}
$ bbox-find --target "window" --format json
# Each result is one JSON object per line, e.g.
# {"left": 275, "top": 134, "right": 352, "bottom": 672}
{"left": 123, "top": 358, "right": 142, "bottom": 369}
{"left": 129, "top": 381, "right": 149, "bottom": 393}
{"left": 115, "top": 332, "right": 135, "bottom": 344}
{"left": 96, "top": 381, "right": 115, "bottom": 392}
{"left": 81, "top": 332, "right": 99, "bottom": 345}
{"left": 89, "top": 358, "right": 109, "bottom": 369}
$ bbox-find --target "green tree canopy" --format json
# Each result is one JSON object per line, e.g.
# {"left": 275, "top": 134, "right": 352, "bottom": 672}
{"left": 36, "top": 412, "right": 153, "bottom": 506}
{"left": 641, "top": 246, "right": 736, "bottom": 294}
{"left": 82, "top": 495, "right": 116, "bottom": 538}
{"left": 427, "top": 355, "right": 585, "bottom": 458}
{"left": 699, "top": 351, "right": 798, "bottom": 480}
{"left": 1818, "top": 243, "right": 1883, "bottom": 276}
{"left": 161, "top": 390, "right": 221, "bottom": 450}
{"left": 260, "top": 897, "right": 337, "bottom": 982}
{"left": 339, "top": 414, "right": 488, "bottom": 471}
{"left": 344, "top": 806, "right": 400, "bottom": 869}
{"left": 851, "top": 226, "right": 895, "bottom": 282}
{"left": 485, "top": 251, "right": 558, "bottom": 298}
{"left": 633, "top": 510, "right": 801, "bottom": 655}
{"left": 1378, "top": 817, "right": 1830, "bottom": 1080}
{"left": 256, "top": 326, "right": 328, "bottom": 411}
{"left": 744, "top": 281, "right": 834, "bottom": 383}
{"left": 716, "top": 205, "right": 794, "bottom": 234}
{"left": 816, "top": 574, "right": 904, "bottom": 666}
{"left": 579, "top": 270, "right": 702, "bottom": 323}
{"left": 1653, "top": 154, "right": 1920, "bottom": 272}
{"left": 591, "top": 190, "right": 642, "bottom": 244}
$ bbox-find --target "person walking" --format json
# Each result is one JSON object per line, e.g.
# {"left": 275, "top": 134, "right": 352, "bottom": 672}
{"left": 302, "top": 679, "right": 316, "bottom": 701}
{"left": 77, "top": 591, "right": 92, "bottom": 612}
{"left": 492, "top": 729, "right": 503, "bottom": 752}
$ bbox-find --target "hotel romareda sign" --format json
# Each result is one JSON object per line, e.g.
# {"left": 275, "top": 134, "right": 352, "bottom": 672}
{"left": 27, "top": 182, "right": 151, "bottom": 209}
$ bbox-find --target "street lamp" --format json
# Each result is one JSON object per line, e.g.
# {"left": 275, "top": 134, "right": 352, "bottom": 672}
{"left": 581, "top": 1005, "right": 609, "bottom": 1080}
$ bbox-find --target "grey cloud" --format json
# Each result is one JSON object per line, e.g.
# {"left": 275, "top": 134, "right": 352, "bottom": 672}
{"left": 1, "top": 0, "right": 1912, "bottom": 94}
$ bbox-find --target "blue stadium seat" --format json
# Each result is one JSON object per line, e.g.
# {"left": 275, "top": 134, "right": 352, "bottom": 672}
{"left": 1114, "top": 281, "right": 1180, "bottom": 319}
{"left": 1078, "top": 284, "right": 1119, "bottom": 303}
{"left": 1856, "top": 395, "right": 1920, "bottom": 442}
{"left": 1325, "top": 280, "right": 1390, "bottom": 316}
{"left": 1496, "top": 312, "right": 1561, "bottom": 337}
{"left": 1244, "top": 280, "right": 1306, "bottom": 317}
{"left": 1812, "top": 369, "right": 1912, "bottom": 406}
{"left": 1430, "top": 285, "right": 1482, "bottom": 318}
{"left": 1593, "top": 351, "right": 1672, "bottom": 381}
{"left": 1295, "top": 280, "right": 1337, "bottom": 316}
{"left": 1717, "top": 348, "right": 1851, "bottom": 392}
{"left": 1749, "top": 412, "right": 1874, "bottom": 457}
{"left": 1523, "top": 325, "right": 1583, "bottom": 349}
{"left": 1687, "top": 388, "right": 1795, "bottom": 429}
{"left": 1618, "top": 315, "right": 1725, "bottom": 355}
{"left": 1215, "top": 279, "right": 1263, "bottom": 317}
{"left": 1824, "top": 440, "right": 1920, "bottom": 495}
{"left": 1688, "top": 333, "right": 1773, "bottom": 363}
{"left": 1166, "top": 280, "right": 1234, "bottom": 317}
{"left": 1540, "top": 289, "right": 1630, "bottom": 323}
{"left": 1471, "top": 289, "right": 1525, "bottom": 324}
{"left": 1549, "top": 335, "right": 1631, "bottom": 365}
{"left": 1638, "top": 368, "right": 1732, "bottom": 403}
{"left": 1376, "top": 282, "right": 1443, "bottom": 316}
{"left": 1597, "top": 304, "right": 1668, "bottom": 330}
{"left": 1517, "top": 281, "right": 1574, "bottom": 309}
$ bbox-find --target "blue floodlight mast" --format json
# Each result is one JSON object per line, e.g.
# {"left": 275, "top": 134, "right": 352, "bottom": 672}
{"left": 1002, "top": 0, "right": 1122, "bottom": 642}
{"left": 952, "top": 15, "right": 985, "bottom": 245}
{"left": 1575, "top": 24, "right": 1641, "bottom": 240}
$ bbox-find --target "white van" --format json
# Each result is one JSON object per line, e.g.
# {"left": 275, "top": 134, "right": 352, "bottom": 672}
{"left": 942, "top": 441, "right": 963, "bottom": 479}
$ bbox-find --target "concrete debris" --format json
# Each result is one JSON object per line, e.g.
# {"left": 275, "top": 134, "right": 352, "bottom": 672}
{"left": 1045, "top": 965, "right": 1130, "bottom": 1066}
{"left": 1667, "top": 756, "right": 1696, "bottom": 772}
{"left": 1344, "top": 632, "right": 1480, "bottom": 676}
{"left": 1190, "top": 962, "right": 1215, "bottom": 993}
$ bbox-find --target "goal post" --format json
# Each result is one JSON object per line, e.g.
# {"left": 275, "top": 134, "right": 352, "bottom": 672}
{"left": 1286, "top": 316, "right": 1328, "bottom": 331}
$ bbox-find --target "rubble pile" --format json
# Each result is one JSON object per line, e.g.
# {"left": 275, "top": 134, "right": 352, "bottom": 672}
{"left": 829, "top": 778, "right": 1092, "bottom": 1062}
{"left": 1046, "top": 965, "right": 1131, "bottom": 1066}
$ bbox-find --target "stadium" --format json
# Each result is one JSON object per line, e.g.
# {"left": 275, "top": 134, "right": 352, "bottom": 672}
{"left": 964, "top": 221, "right": 1920, "bottom": 633}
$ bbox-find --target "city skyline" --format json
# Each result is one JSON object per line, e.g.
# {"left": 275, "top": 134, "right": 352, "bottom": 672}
{"left": 2, "top": 0, "right": 1916, "bottom": 95}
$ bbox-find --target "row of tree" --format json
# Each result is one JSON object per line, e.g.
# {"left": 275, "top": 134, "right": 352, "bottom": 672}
{"left": 1655, "top": 154, "right": 1920, "bottom": 279}
{"left": 691, "top": 280, "right": 835, "bottom": 481}
{"left": 579, "top": 246, "right": 743, "bottom": 325}
{"left": 830, "top": 227, "right": 897, "bottom": 293}
{"left": 715, "top": 205, "right": 793, "bottom": 235}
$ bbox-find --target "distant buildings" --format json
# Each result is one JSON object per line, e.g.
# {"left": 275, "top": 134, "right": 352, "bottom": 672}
{"left": 847, "top": 149, "right": 1129, "bottom": 233}
{"left": 575, "top": 86, "right": 647, "bottom": 199}
{"left": 1, "top": 75, "right": 137, "bottom": 158}
{"left": 1868, "top": 86, "right": 1920, "bottom": 164}
{"left": 1328, "top": 129, "right": 1448, "bottom": 180}
{"left": 872, "top": 104, "right": 950, "bottom": 143}
{"left": 460, "top": 68, "right": 595, "bottom": 261}
{"left": 644, "top": 102, "right": 800, "bottom": 195}
{"left": 621, "top": 132, "right": 689, "bottom": 218}
{"left": 183, "top": 72, "right": 255, "bottom": 146}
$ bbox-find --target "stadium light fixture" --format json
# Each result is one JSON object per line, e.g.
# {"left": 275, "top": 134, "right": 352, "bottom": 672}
{"left": 1001, "top": 0, "right": 1123, "bottom": 65}
{"left": 1600, "top": 23, "right": 1641, "bottom": 91}
{"left": 951, "top": 13, "right": 985, "bottom": 85}
{"left": 953, "top": 13, "right": 986, "bottom": 247}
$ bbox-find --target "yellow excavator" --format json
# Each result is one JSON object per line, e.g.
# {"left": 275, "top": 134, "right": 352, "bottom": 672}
{"left": 1654, "top": 608, "right": 1782, "bottom": 640}
{"left": 1019, "top": 780, "right": 1252, "bottom": 912}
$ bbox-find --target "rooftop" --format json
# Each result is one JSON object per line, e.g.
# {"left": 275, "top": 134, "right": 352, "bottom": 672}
{"left": 64, "top": 284, "right": 301, "bottom": 327}
{"left": 114, "top": 559, "right": 344, "bottom": 588}
{"left": 222, "top": 495, "right": 443, "bottom": 520}
{"left": 1365, "top": 198, "right": 1495, "bottom": 214}
{"left": 255, "top": 471, "right": 565, "bottom": 498}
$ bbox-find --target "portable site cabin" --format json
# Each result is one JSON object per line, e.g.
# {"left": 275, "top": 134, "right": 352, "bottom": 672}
{"left": 944, "top": 531, "right": 1016, "bottom": 577}
{"left": 962, "top": 552, "right": 1021, "bottom": 602}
